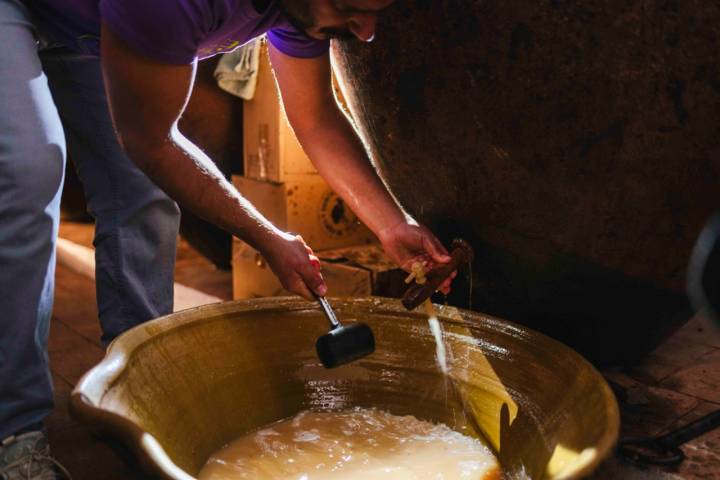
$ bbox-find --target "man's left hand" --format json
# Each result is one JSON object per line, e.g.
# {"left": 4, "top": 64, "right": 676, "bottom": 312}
{"left": 379, "top": 221, "right": 456, "bottom": 295}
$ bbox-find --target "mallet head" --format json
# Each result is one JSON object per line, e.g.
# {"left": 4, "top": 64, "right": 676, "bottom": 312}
{"left": 316, "top": 323, "right": 375, "bottom": 368}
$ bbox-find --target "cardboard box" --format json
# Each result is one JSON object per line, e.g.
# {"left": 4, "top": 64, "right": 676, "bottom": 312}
{"left": 243, "top": 44, "right": 317, "bottom": 182}
{"left": 232, "top": 240, "right": 287, "bottom": 298}
{"left": 233, "top": 175, "right": 376, "bottom": 251}
{"left": 232, "top": 241, "right": 406, "bottom": 300}
{"left": 317, "top": 244, "right": 408, "bottom": 298}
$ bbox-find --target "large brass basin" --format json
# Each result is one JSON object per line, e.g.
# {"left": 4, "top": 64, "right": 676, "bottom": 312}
{"left": 71, "top": 297, "right": 618, "bottom": 479}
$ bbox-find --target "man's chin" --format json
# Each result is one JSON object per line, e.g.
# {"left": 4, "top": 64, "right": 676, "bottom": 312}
{"left": 277, "top": 0, "right": 315, "bottom": 33}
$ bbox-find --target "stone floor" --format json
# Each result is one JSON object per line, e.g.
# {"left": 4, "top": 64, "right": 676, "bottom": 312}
{"left": 590, "top": 313, "right": 720, "bottom": 479}
{"left": 46, "top": 222, "right": 720, "bottom": 479}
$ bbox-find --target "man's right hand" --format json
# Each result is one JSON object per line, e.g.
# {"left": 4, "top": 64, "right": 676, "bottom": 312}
{"left": 261, "top": 232, "right": 328, "bottom": 300}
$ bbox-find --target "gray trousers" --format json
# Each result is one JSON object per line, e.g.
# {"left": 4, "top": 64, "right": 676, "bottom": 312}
{"left": 0, "top": 0, "right": 180, "bottom": 438}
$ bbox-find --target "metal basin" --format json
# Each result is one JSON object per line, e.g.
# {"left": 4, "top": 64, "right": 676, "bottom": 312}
{"left": 71, "top": 297, "right": 619, "bottom": 479}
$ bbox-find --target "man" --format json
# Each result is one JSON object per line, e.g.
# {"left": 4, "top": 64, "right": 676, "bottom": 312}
{"left": 0, "top": 0, "right": 453, "bottom": 476}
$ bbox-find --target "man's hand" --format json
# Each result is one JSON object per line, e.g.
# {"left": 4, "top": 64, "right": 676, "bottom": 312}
{"left": 261, "top": 232, "right": 327, "bottom": 300}
{"left": 379, "top": 221, "right": 456, "bottom": 294}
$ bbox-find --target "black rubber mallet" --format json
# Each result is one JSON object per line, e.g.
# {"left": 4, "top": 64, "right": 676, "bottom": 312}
{"left": 315, "top": 295, "right": 375, "bottom": 368}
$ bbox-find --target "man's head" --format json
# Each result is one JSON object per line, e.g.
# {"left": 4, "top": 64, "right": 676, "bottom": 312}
{"left": 279, "top": 0, "right": 395, "bottom": 42}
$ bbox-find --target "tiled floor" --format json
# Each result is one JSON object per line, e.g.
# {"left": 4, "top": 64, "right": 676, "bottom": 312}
{"left": 592, "top": 314, "right": 720, "bottom": 479}
{"left": 46, "top": 222, "right": 720, "bottom": 479}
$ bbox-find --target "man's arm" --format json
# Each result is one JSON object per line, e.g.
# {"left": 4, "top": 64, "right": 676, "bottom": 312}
{"left": 100, "top": 25, "right": 326, "bottom": 299}
{"left": 268, "top": 45, "right": 453, "bottom": 288}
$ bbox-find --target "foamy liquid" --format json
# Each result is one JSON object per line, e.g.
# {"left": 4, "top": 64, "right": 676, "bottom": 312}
{"left": 198, "top": 408, "right": 500, "bottom": 480}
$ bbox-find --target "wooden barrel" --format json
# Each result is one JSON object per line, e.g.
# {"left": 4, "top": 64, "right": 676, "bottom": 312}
{"left": 331, "top": 0, "right": 720, "bottom": 365}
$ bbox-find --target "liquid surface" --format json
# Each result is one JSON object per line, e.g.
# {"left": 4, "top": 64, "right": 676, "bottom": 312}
{"left": 198, "top": 408, "right": 500, "bottom": 480}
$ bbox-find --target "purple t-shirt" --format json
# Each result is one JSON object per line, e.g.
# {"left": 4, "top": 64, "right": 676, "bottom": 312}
{"left": 29, "top": 0, "right": 329, "bottom": 63}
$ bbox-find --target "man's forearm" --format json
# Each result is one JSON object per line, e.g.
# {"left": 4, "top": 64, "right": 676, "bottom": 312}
{"left": 292, "top": 105, "right": 408, "bottom": 241}
{"left": 122, "top": 126, "right": 280, "bottom": 251}
{"left": 268, "top": 48, "right": 450, "bottom": 275}
{"left": 266, "top": 45, "right": 410, "bottom": 241}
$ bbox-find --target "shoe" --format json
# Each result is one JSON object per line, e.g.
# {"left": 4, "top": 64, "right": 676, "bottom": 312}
{"left": 0, "top": 431, "right": 72, "bottom": 480}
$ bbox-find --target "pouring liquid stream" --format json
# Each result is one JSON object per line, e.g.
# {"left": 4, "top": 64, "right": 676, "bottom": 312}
{"left": 406, "top": 261, "right": 449, "bottom": 375}
{"left": 425, "top": 299, "right": 449, "bottom": 375}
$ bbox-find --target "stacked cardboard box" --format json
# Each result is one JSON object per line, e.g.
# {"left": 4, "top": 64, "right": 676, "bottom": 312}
{"left": 243, "top": 43, "right": 316, "bottom": 182}
{"left": 233, "top": 242, "right": 406, "bottom": 299}
{"left": 233, "top": 43, "right": 404, "bottom": 299}
{"left": 232, "top": 174, "right": 407, "bottom": 299}
{"left": 233, "top": 175, "right": 375, "bottom": 251}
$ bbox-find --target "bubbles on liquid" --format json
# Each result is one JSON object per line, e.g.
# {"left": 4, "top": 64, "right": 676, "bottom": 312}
{"left": 294, "top": 431, "right": 320, "bottom": 443}
{"left": 198, "top": 408, "right": 500, "bottom": 480}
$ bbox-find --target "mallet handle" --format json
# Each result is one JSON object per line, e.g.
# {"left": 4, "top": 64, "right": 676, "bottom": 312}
{"left": 316, "top": 295, "right": 342, "bottom": 330}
